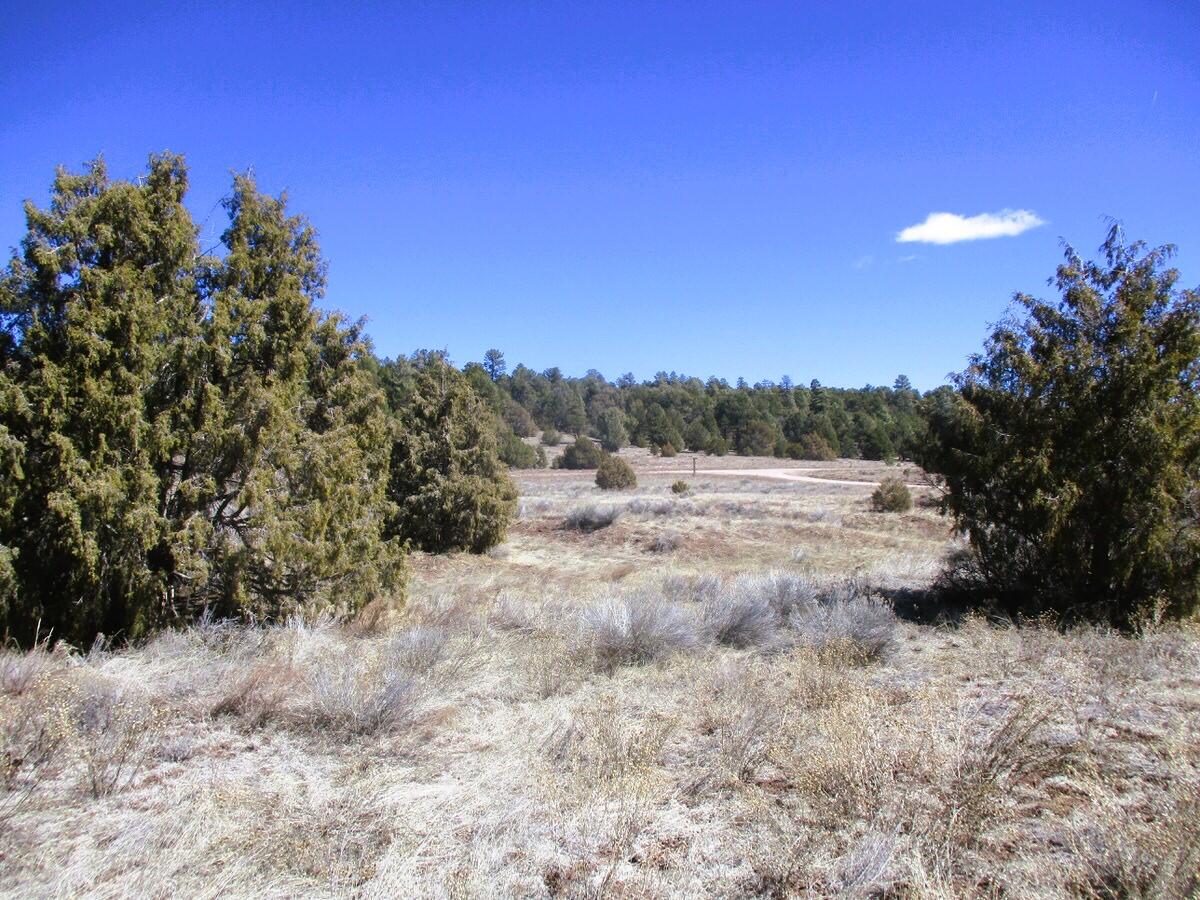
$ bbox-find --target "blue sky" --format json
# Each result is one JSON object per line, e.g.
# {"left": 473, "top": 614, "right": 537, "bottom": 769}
{"left": 2, "top": 1, "right": 1197, "bottom": 390}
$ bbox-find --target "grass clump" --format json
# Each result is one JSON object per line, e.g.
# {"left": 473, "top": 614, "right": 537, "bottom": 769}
{"left": 671, "top": 480, "right": 689, "bottom": 495}
{"left": 701, "top": 589, "right": 779, "bottom": 648}
{"left": 595, "top": 454, "right": 637, "bottom": 490}
{"left": 870, "top": 476, "right": 912, "bottom": 512}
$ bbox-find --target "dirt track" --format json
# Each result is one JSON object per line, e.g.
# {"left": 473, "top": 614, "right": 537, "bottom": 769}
{"left": 655, "top": 467, "right": 926, "bottom": 489}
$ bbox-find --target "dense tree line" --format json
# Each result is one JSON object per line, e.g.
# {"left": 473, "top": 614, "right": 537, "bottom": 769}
{"left": 459, "top": 353, "right": 924, "bottom": 465}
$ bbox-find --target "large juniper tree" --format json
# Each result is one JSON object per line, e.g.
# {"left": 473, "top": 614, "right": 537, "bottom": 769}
{"left": 920, "top": 227, "right": 1200, "bottom": 627}
{"left": 0, "top": 156, "right": 404, "bottom": 644}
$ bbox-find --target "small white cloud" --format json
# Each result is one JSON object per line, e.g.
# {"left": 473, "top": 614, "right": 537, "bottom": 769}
{"left": 896, "top": 209, "right": 1044, "bottom": 245}
{"left": 853, "top": 254, "right": 874, "bottom": 269}
{"left": 897, "top": 254, "right": 917, "bottom": 263}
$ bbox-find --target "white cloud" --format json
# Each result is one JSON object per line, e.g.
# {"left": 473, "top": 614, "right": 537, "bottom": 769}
{"left": 853, "top": 254, "right": 874, "bottom": 269}
{"left": 896, "top": 209, "right": 1044, "bottom": 245}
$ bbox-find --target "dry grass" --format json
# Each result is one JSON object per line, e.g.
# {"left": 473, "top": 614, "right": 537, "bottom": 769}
{"left": 1, "top": 453, "right": 1198, "bottom": 897}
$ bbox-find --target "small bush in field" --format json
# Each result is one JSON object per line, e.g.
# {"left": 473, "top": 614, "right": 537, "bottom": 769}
{"left": 787, "top": 581, "right": 897, "bottom": 661}
{"left": 596, "top": 455, "right": 637, "bottom": 490}
{"left": 555, "top": 436, "right": 604, "bottom": 469}
{"left": 701, "top": 590, "right": 779, "bottom": 648}
{"left": 870, "top": 477, "right": 912, "bottom": 512}
{"left": 648, "top": 531, "right": 682, "bottom": 553}
{"left": 497, "top": 429, "right": 544, "bottom": 469}
{"left": 573, "top": 593, "right": 698, "bottom": 671}
{"left": 659, "top": 443, "right": 678, "bottom": 457}
{"left": 671, "top": 480, "right": 689, "bottom": 495}
{"left": 564, "top": 504, "right": 623, "bottom": 532}
{"left": 540, "top": 427, "right": 561, "bottom": 446}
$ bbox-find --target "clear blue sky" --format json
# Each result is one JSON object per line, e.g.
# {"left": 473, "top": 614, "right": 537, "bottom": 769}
{"left": 2, "top": 1, "right": 1197, "bottom": 390}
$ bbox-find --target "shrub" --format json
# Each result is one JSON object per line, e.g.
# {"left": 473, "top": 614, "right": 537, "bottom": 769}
{"left": 684, "top": 421, "right": 713, "bottom": 452}
{"left": 727, "top": 572, "right": 820, "bottom": 620}
{"left": 572, "top": 593, "right": 699, "bottom": 671}
{"left": 707, "top": 436, "right": 730, "bottom": 456}
{"left": 919, "top": 228, "right": 1200, "bottom": 627}
{"left": 304, "top": 651, "right": 421, "bottom": 737}
{"left": 555, "top": 436, "right": 604, "bottom": 469}
{"left": 0, "top": 157, "right": 405, "bottom": 646}
{"left": 870, "top": 477, "right": 912, "bottom": 513}
{"left": 540, "top": 427, "right": 561, "bottom": 446}
{"left": 595, "top": 455, "right": 637, "bottom": 490}
{"left": 787, "top": 581, "right": 897, "bottom": 661}
{"left": 563, "top": 504, "right": 623, "bottom": 532}
{"left": 503, "top": 401, "right": 537, "bottom": 437}
{"left": 701, "top": 590, "right": 779, "bottom": 648}
{"left": 648, "top": 531, "right": 682, "bottom": 553}
{"left": 497, "top": 429, "right": 545, "bottom": 469}
{"left": 659, "top": 443, "right": 678, "bottom": 457}
{"left": 671, "top": 480, "right": 690, "bottom": 495}
{"left": 798, "top": 433, "right": 837, "bottom": 461}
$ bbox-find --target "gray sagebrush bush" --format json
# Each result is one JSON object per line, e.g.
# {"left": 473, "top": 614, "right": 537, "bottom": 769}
{"left": 564, "top": 504, "right": 623, "bottom": 532}
{"left": 573, "top": 593, "right": 699, "bottom": 672}
{"left": 787, "top": 581, "right": 897, "bottom": 661}
{"left": 701, "top": 590, "right": 780, "bottom": 648}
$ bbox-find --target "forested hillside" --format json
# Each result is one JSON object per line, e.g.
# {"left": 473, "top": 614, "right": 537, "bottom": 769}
{"left": 418, "top": 351, "right": 926, "bottom": 465}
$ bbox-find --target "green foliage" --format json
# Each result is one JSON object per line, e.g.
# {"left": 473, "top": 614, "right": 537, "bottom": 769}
{"left": 385, "top": 359, "right": 518, "bottom": 553}
{"left": 870, "top": 477, "right": 912, "bottom": 513}
{"left": 555, "top": 435, "right": 604, "bottom": 469}
{"left": 596, "top": 407, "right": 629, "bottom": 452}
{"left": 671, "top": 480, "right": 690, "bottom": 495}
{"left": 540, "top": 427, "right": 561, "bottom": 446}
{"left": 919, "top": 228, "right": 1200, "bottom": 627}
{"left": 683, "top": 420, "right": 712, "bottom": 452}
{"left": 797, "top": 433, "right": 837, "bottom": 461}
{"left": 595, "top": 454, "right": 637, "bottom": 490}
{"left": 0, "top": 156, "right": 404, "bottom": 645}
{"left": 483, "top": 348, "right": 506, "bottom": 381}
{"left": 503, "top": 399, "right": 537, "bottom": 437}
{"left": 497, "top": 429, "right": 545, "bottom": 469}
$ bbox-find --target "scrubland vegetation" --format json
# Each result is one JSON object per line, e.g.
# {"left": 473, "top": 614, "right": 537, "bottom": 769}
{"left": 2, "top": 157, "right": 1199, "bottom": 897}
{"left": 1, "top": 462, "right": 1197, "bottom": 897}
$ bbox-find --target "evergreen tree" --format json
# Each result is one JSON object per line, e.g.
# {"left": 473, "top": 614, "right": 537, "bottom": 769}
{"left": 920, "top": 228, "right": 1200, "bottom": 626}
{"left": 483, "top": 348, "right": 506, "bottom": 381}
{"left": 596, "top": 407, "right": 629, "bottom": 452}
{"left": 386, "top": 359, "right": 517, "bottom": 553}
{"left": 0, "top": 156, "right": 404, "bottom": 645}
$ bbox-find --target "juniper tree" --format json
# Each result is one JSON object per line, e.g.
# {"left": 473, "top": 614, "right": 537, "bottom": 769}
{"left": 0, "top": 156, "right": 405, "bottom": 645}
{"left": 596, "top": 407, "right": 629, "bottom": 452}
{"left": 385, "top": 358, "right": 517, "bottom": 553}
{"left": 920, "top": 227, "right": 1200, "bottom": 627}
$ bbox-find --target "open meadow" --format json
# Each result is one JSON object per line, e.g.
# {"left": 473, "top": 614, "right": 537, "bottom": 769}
{"left": 2, "top": 448, "right": 1198, "bottom": 898}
